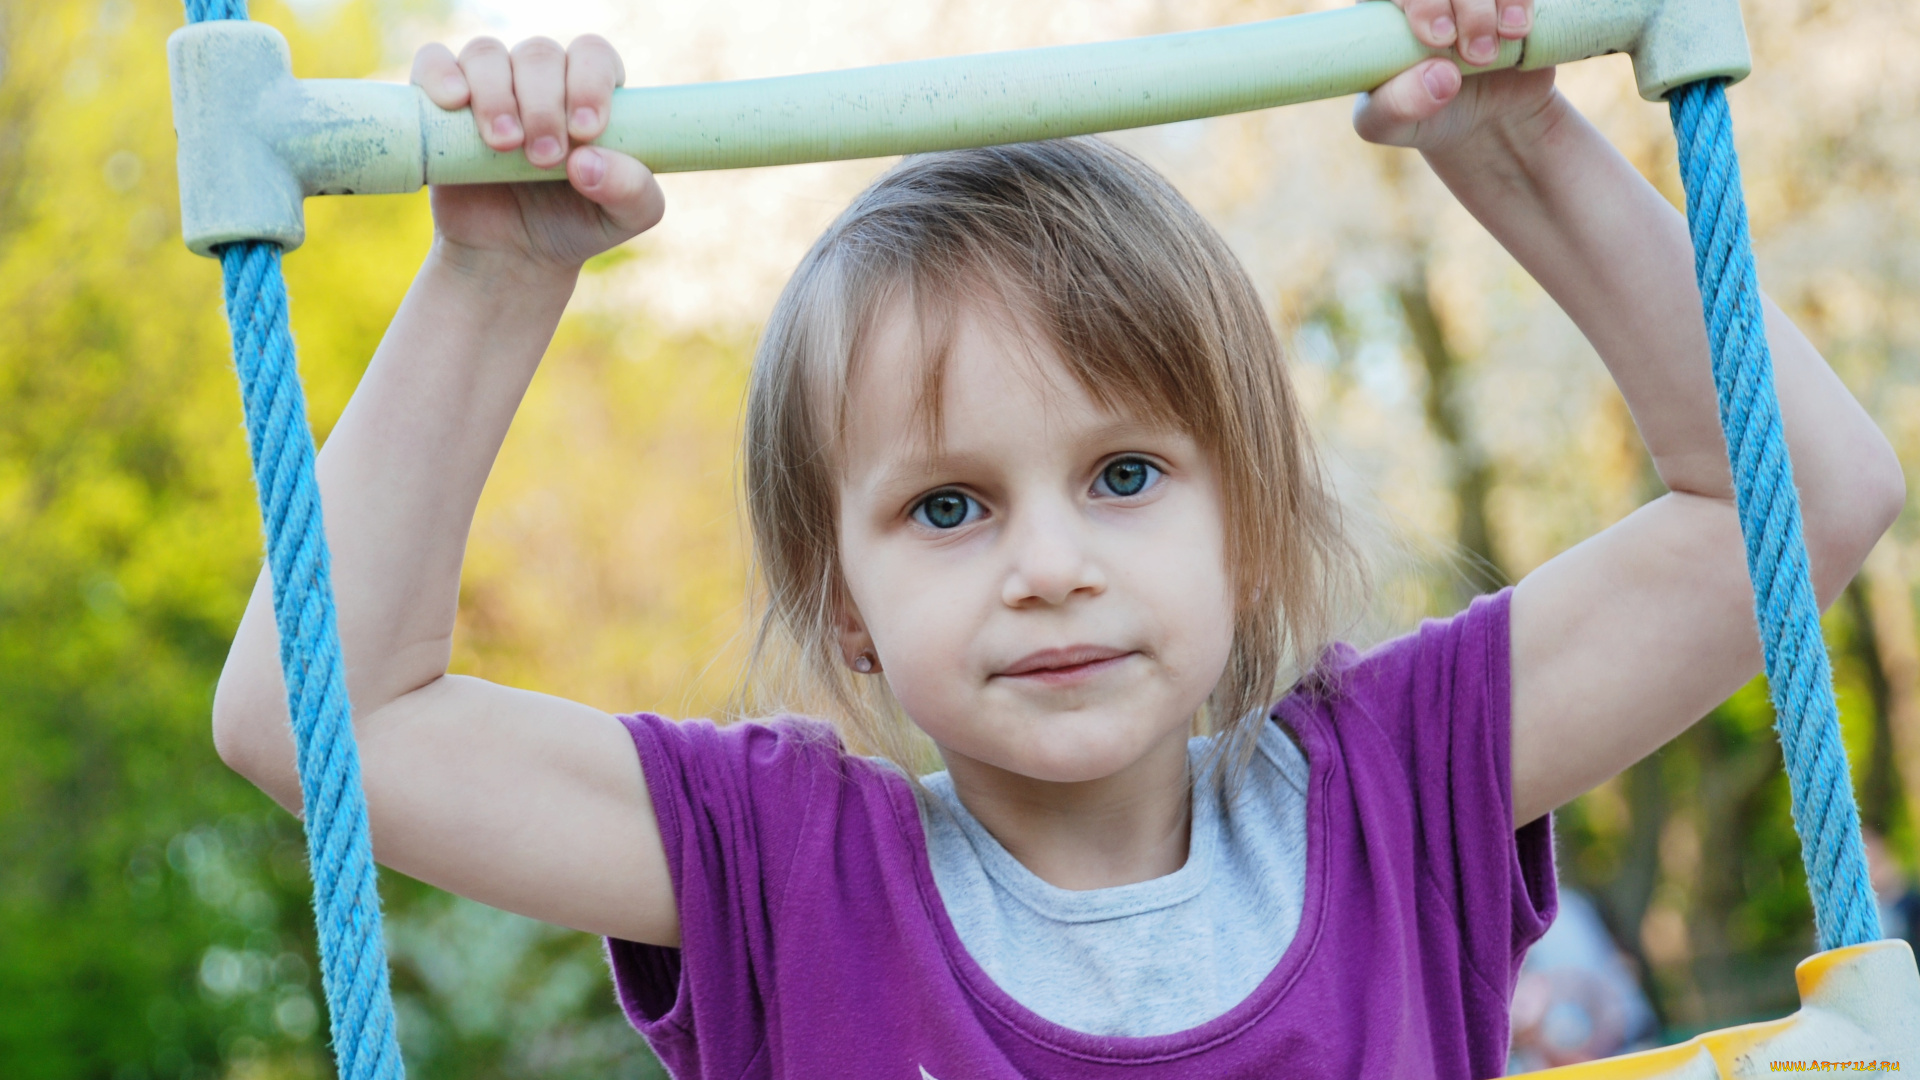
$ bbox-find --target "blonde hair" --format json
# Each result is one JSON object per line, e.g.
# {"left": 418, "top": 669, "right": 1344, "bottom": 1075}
{"left": 743, "top": 137, "right": 1362, "bottom": 786}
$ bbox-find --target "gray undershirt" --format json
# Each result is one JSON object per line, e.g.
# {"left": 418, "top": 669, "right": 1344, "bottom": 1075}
{"left": 917, "top": 722, "right": 1310, "bottom": 1037}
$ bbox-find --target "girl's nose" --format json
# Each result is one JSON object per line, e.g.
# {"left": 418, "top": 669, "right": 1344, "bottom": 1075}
{"left": 1000, "top": 507, "right": 1106, "bottom": 607}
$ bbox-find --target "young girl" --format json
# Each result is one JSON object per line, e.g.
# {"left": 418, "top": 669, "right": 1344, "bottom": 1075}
{"left": 211, "top": 0, "right": 1904, "bottom": 1075}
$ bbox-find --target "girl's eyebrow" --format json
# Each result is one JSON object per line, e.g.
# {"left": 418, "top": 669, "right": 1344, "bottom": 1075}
{"left": 859, "top": 416, "right": 1185, "bottom": 496}
{"left": 858, "top": 450, "right": 991, "bottom": 502}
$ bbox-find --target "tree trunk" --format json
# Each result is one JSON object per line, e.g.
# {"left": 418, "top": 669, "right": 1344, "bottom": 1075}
{"left": 1589, "top": 753, "right": 1672, "bottom": 1029}
{"left": 1860, "top": 543, "right": 1920, "bottom": 841}
{"left": 1845, "top": 576, "right": 1900, "bottom": 834}
{"left": 1397, "top": 261, "right": 1503, "bottom": 602}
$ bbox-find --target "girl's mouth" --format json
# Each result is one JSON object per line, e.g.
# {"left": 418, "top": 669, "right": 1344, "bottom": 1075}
{"left": 995, "top": 645, "right": 1136, "bottom": 685}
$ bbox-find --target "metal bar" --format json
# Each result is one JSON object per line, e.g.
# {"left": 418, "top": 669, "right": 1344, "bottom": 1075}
{"left": 420, "top": 4, "right": 1515, "bottom": 184}
{"left": 169, "top": 0, "right": 1751, "bottom": 253}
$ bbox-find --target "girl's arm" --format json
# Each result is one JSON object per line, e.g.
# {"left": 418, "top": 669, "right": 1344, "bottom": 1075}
{"left": 1356, "top": 16, "right": 1904, "bottom": 826}
{"left": 213, "top": 36, "right": 683, "bottom": 945}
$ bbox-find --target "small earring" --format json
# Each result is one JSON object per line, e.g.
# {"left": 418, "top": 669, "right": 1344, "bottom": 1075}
{"left": 853, "top": 653, "right": 874, "bottom": 674}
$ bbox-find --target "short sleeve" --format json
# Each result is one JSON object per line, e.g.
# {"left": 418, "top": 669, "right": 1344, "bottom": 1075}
{"left": 1325, "top": 589, "right": 1558, "bottom": 995}
{"left": 602, "top": 714, "right": 840, "bottom": 1075}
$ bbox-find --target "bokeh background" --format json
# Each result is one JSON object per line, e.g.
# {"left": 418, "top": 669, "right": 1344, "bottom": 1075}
{"left": 5, "top": 0, "right": 1920, "bottom": 1075}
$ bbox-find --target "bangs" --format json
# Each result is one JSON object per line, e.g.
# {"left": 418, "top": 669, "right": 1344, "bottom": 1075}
{"left": 827, "top": 259, "right": 1198, "bottom": 463}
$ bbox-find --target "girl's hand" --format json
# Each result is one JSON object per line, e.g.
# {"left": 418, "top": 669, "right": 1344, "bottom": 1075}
{"left": 1351, "top": 0, "right": 1561, "bottom": 157}
{"left": 411, "top": 35, "right": 665, "bottom": 277}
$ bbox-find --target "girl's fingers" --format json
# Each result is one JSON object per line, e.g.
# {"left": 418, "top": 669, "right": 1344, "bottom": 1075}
{"left": 565, "top": 35, "right": 623, "bottom": 142}
{"left": 510, "top": 37, "right": 570, "bottom": 169}
{"left": 411, "top": 42, "right": 468, "bottom": 109}
{"left": 1352, "top": 59, "right": 1460, "bottom": 147}
{"left": 1401, "top": 0, "right": 1458, "bottom": 49}
{"left": 1497, "top": 0, "right": 1533, "bottom": 39}
{"left": 568, "top": 148, "right": 665, "bottom": 235}
{"left": 458, "top": 38, "right": 522, "bottom": 151}
{"left": 1452, "top": 0, "right": 1502, "bottom": 65}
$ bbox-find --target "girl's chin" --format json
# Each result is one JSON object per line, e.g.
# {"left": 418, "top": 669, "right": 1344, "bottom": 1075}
{"left": 936, "top": 719, "right": 1191, "bottom": 786}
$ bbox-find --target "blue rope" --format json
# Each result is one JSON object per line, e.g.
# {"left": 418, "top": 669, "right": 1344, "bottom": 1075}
{"left": 217, "top": 242, "right": 405, "bottom": 1077}
{"left": 1669, "top": 79, "right": 1880, "bottom": 951}
{"left": 183, "top": 0, "right": 244, "bottom": 21}
{"left": 186, "top": 2, "right": 407, "bottom": 1073}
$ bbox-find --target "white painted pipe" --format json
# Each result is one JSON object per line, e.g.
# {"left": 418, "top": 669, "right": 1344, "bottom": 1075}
{"left": 168, "top": 0, "right": 1751, "bottom": 255}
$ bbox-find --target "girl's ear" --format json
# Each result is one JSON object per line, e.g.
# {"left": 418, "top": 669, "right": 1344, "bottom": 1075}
{"left": 832, "top": 592, "right": 882, "bottom": 674}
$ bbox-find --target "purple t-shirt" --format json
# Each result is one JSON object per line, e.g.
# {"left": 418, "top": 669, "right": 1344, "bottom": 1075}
{"left": 607, "top": 588, "right": 1556, "bottom": 1078}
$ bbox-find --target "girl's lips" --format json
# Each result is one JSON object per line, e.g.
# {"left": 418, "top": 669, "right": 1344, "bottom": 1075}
{"left": 996, "top": 646, "right": 1135, "bottom": 684}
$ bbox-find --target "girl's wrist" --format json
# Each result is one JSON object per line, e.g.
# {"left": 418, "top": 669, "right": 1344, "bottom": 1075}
{"left": 1421, "top": 88, "right": 1577, "bottom": 196}
{"left": 426, "top": 237, "right": 582, "bottom": 304}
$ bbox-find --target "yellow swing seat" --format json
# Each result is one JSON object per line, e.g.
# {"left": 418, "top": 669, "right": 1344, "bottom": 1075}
{"left": 1518, "top": 940, "right": 1920, "bottom": 1078}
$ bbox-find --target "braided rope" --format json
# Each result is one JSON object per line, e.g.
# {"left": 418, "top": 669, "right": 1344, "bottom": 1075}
{"left": 187, "top": 1, "right": 406, "bottom": 1073}
{"left": 217, "top": 242, "right": 406, "bottom": 1077}
{"left": 1669, "top": 79, "right": 1880, "bottom": 951}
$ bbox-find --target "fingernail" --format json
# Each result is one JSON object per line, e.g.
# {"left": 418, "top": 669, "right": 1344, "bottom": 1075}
{"left": 530, "top": 135, "right": 562, "bottom": 164}
{"left": 1501, "top": 5, "right": 1528, "bottom": 30}
{"left": 575, "top": 148, "right": 605, "bottom": 186}
{"left": 1431, "top": 14, "right": 1454, "bottom": 41}
{"left": 491, "top": 113, "right": 521, "bottom": 141}
{"left": 1468, "top": 35, "right": 1496, "bottom": 63}
{"left": 1422, "top": 64, "right": 1450, "bottom": 99}
{"left": 571, "top": 107, "right": 598, "bottom": 132}
{"left": 440, "top": 74, "right": 464, "bottom": 97}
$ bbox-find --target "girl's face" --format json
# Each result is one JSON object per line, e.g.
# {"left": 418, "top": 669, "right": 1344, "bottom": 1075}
{"left": 834, "top": 297, "right": 1237, "bottom": 785}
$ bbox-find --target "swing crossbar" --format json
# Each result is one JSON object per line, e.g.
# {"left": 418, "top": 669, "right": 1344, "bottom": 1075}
{"left": 167, "top": 0, "right": 1751, "bottom": 255}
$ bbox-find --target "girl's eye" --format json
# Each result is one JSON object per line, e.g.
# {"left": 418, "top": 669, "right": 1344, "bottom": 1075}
{"left": 913, "top": 491, "right": 979, "bottom": 530}
{"left": 1097, "top": 458, "right": 1159, "bottom": 498}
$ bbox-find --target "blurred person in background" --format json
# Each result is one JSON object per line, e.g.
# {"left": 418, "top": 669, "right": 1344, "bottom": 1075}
{"left": 1507, "top": 888, "right": 1658, "bottom": 1072}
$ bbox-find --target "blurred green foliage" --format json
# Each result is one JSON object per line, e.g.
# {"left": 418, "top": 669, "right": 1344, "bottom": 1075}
{"left": 0, "top": 0, "right": 667, "bottom": 1075}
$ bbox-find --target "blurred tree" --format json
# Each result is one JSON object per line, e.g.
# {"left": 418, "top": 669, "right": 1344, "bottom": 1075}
{"left": 1846, "top": 575, "right": 1905, "bottom": 837}
{"left": 0, "top": 0, "right": 337, "bottom": 1073}
{"left": 0, "top": 0, "right": 676, "bottom": 1075}
{"left": 1398, "top": 253, "right": 1503, "bottom": 604}
{"left": 1857, "top": 543, "right": 1920, "bottom": 838}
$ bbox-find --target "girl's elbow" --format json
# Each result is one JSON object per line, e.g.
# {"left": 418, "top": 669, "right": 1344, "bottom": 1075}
{"left": 210, "top": 667, "right": 291, "bottom": 800}
{"left": 1809, "top": 440, "right": 1905, "bottom": 594}
{"left": 1847, "top": 438, "right": 1906, "bottom": 553}
{"left": 210, "top": 676, "right": 263, "bottom": 777}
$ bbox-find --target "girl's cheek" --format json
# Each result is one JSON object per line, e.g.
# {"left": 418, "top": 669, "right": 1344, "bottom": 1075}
{"left": 1136, "top": 496, "right": 1235, "bottom": 671}
{"left": 868, "top": 574, "right": 980, "bottom": 716}
{"left": 883, "top": 646, "right": 974, "bottom": 749}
